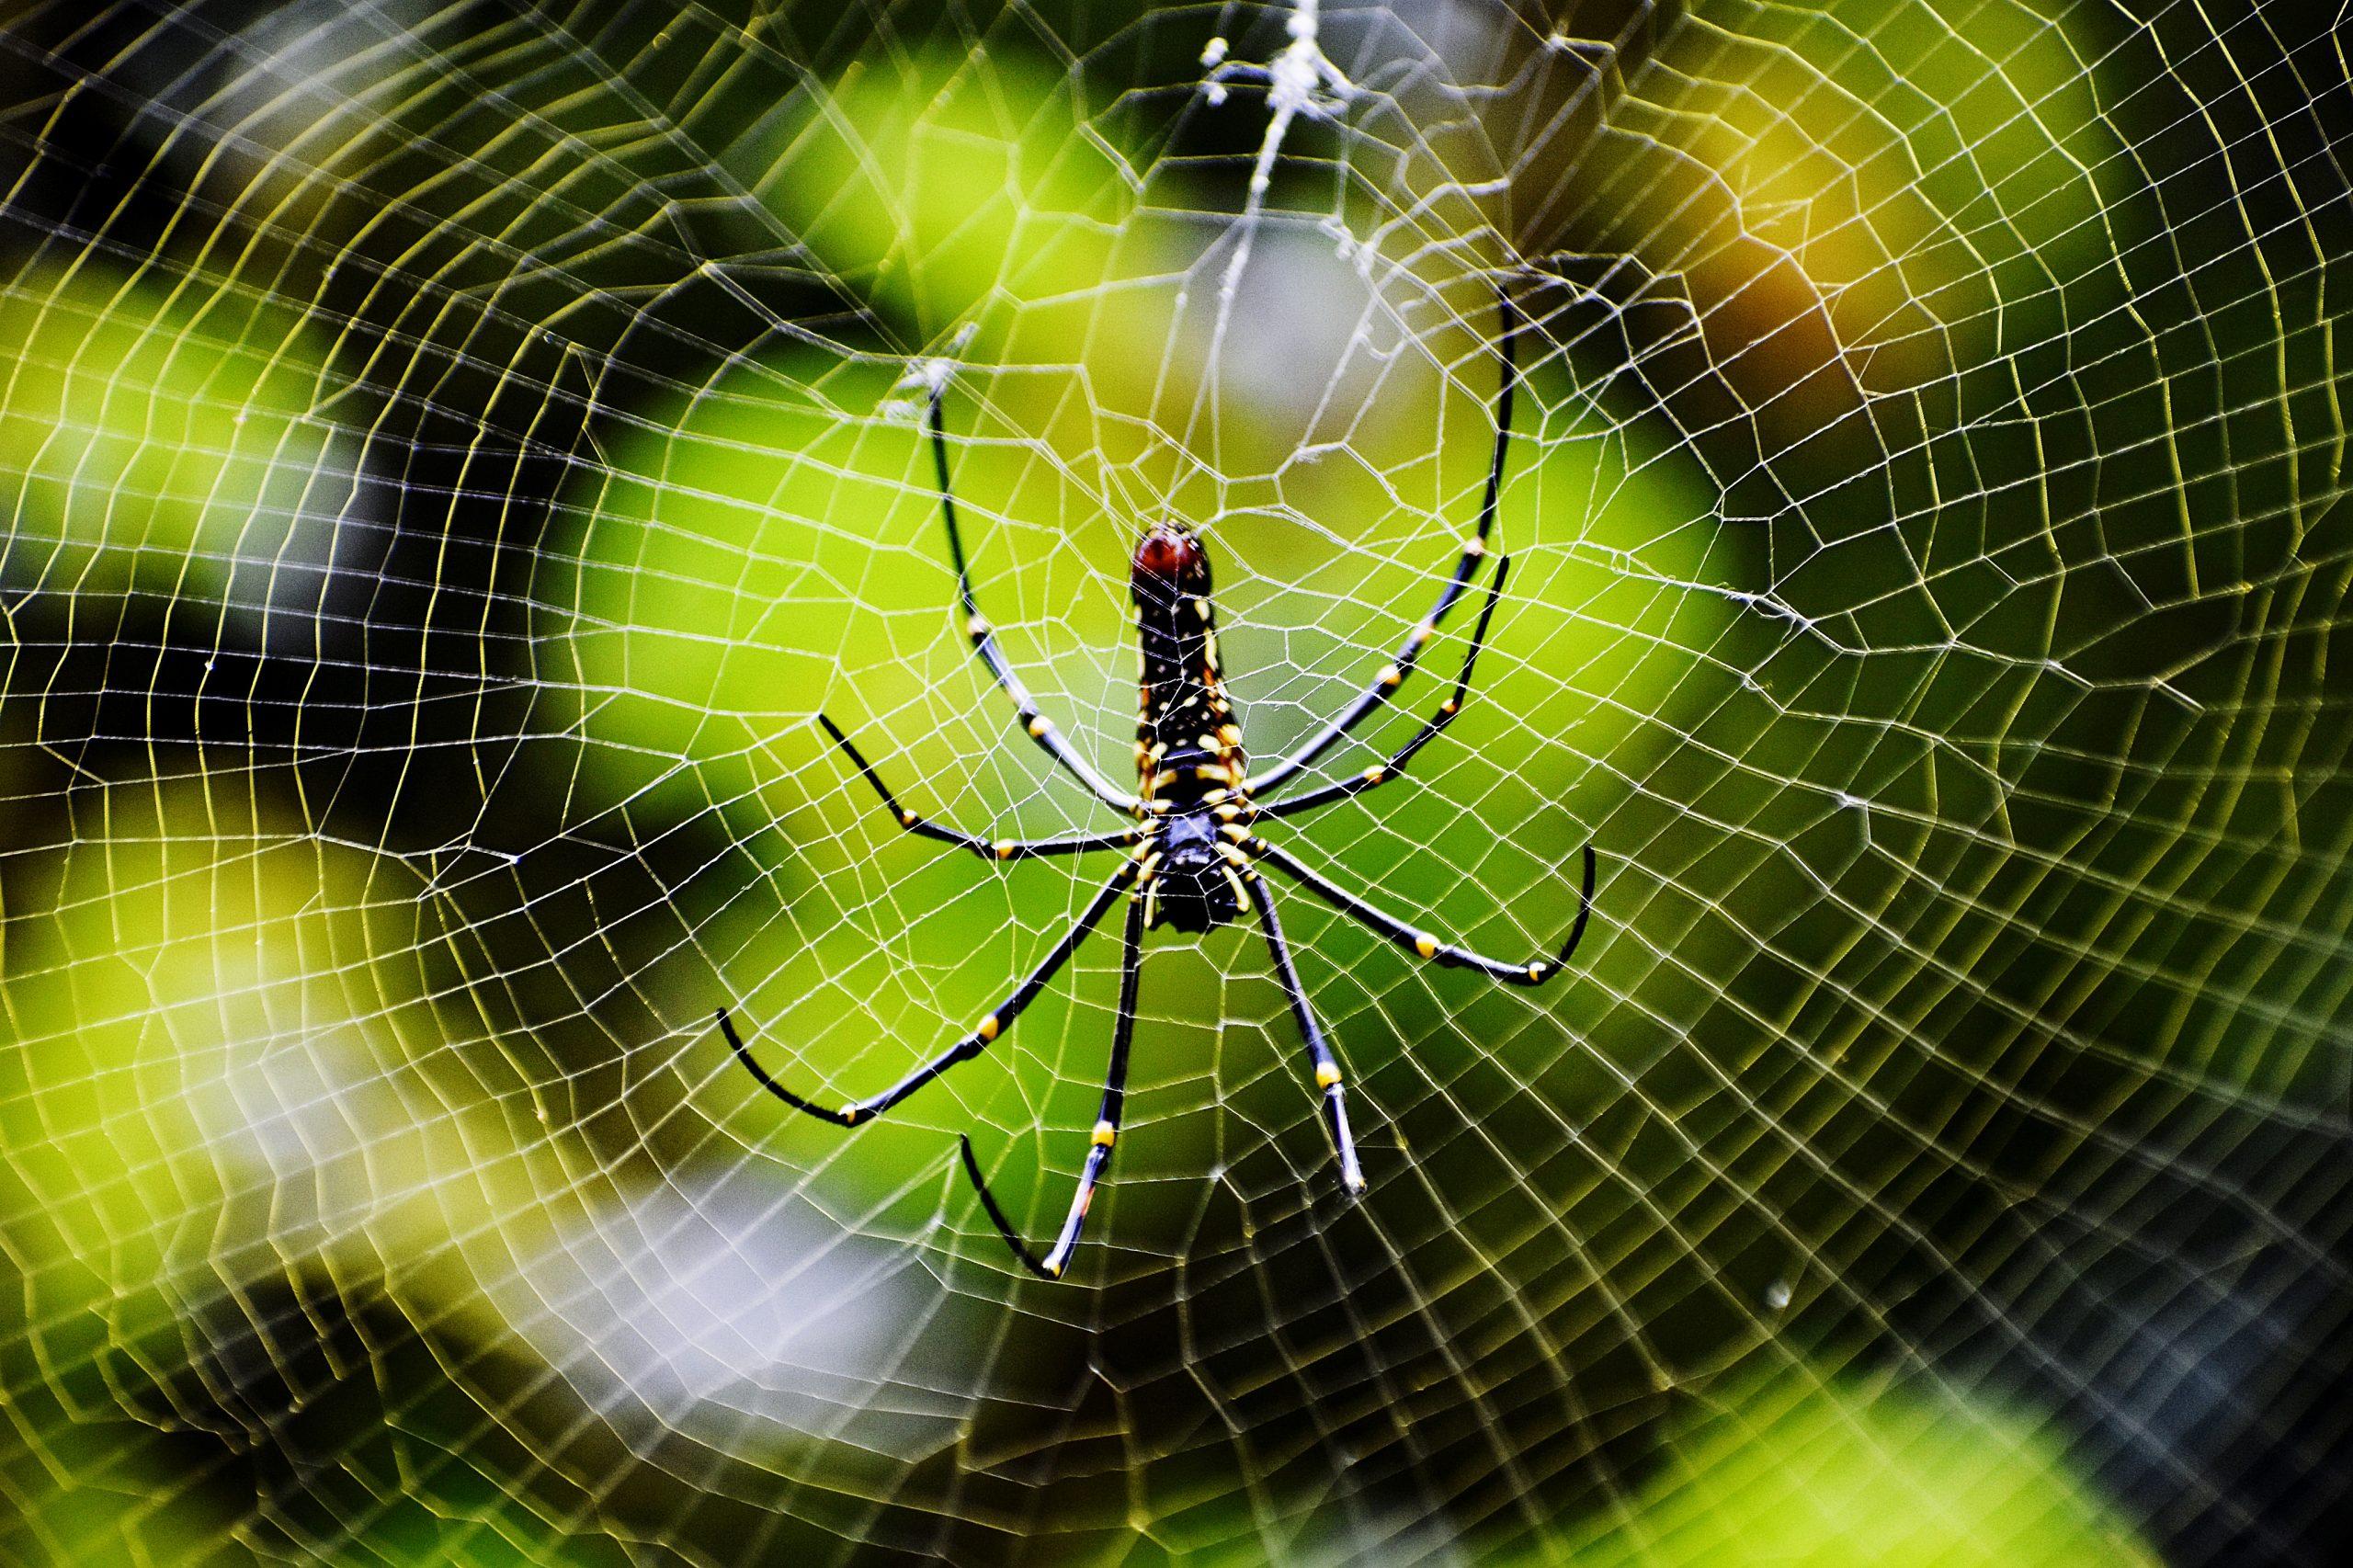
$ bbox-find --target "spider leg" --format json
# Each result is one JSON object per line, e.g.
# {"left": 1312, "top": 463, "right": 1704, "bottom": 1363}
{"left": 1256, "top": 553, "right": 1508, "bottom": 822}
{"left": 1250, "top": 286, "right": 1520, "bottom": 797}
{"left": 719, "top": 861, "right": 1139, "bottom": 1128}
{"left": 1245, "top": 875, "right": 1367, "bottom": 1195}
{"left": 924, "top": 390, "right": 1141, "bottom": 813}
{"left": 959, "top": 892, "right": 1146, "bottom": 1278}
{"left": 821, "top": 715, "right": 1136, "bottom": 861}
{"left": 1252, "top": 837, "right": 1597, "bottom": 986}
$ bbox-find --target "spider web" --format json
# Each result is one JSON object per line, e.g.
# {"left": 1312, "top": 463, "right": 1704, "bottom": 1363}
{"left": 0, "top": 0, "right": 2347, "bottom": 1562}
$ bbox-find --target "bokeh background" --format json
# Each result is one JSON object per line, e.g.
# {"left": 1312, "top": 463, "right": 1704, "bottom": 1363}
{"left": 0, "top": 1, "right": 2347, "bottom": 1562}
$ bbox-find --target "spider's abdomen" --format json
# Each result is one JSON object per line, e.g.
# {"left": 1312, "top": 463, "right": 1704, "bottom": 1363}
{"left": 1130, "top": 523, "right": 1246, "bottom": 815}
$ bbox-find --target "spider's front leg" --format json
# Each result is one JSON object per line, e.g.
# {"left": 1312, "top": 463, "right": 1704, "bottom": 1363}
{"left": 1250, "top": 837, "right": 1597, "bottom": 986}
{"left": 960, "top": 891, "right": 1149, "bottom": 1278}
{"left": 1246, "top": 875, "right": 1367, "bottom": 1194}
{"left": 719, "top": 858, "right": 1141, "bottom": 1127}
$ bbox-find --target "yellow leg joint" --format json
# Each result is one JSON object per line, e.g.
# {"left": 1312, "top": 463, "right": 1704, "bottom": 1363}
{"left": 977, "top": 1013, "right": 1001, "bottom": 1042}
{"left": 1091, "top": 1120, "right": 1118, "bottom": 1147}
{"left": 1315, "top": 1062, "right": 1343, "bottom": 1089}
{"left": 1414, "top": 935, "right": 1438, "bottom": 958}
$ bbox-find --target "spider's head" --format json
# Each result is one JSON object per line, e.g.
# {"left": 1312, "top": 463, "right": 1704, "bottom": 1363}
{"left": 1131, "top": 521, "right": 1211, "bottom": 609}
{"left": 1147, "top": 810, "right": 1245, "bottom": 932}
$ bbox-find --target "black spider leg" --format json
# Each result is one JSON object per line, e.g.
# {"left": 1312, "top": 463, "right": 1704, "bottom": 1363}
{"left": 960, "top": 892, "right": 1146, "bottom": 1278}
{"left": 719, "top": 861, "right": 1139, "bottom": 1128}
{"left": 1246, "top": 875, "right": 1368, "bottom": 1195}
{"left": 819, "top": 715, "right": 1137, "bottom": 861}
{"left": 1250, "top": 286, "right": 1520, "bottom": 796}
{"left": 1251, "top": 838, "right": 1597, "bottom": 987}
{"left": 1257, "top": 553, "right": 1509, "bottom": 822}
{"left": 924, "top": 388, "right": 1139, "bottom": 812}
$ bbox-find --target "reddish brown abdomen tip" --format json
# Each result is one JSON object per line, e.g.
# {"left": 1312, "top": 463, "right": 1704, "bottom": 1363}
{"left": 1132, "top": 526, "right": 1202, "bottom": 581}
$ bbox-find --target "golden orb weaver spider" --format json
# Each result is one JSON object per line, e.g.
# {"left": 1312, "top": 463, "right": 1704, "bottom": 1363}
{"left": 718, "top": 289, "right": 1597, "bottom": 1279}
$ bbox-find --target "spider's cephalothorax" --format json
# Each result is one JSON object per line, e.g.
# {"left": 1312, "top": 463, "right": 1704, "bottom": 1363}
{"left": 1130, "top": 522, "right": 1252, "bottom": 933}
{"left": 717, "top": 288, "right": 1599, "bottom": 1280}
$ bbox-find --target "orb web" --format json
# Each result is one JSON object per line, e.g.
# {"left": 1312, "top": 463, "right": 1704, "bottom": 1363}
{"left": 0, "top": 2, "right": 2346, "bottom": 1563}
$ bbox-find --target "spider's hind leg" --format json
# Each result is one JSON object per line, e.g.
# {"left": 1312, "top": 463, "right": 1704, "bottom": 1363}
{"left": 1248, "top": 286, "right": 1524, "bottom": 798}
{"left": 820, "top": 714, "right": 1133, "bottom": 861}
{"left": 1255, "top": 553, "right": 1510, "bottom": 822}
{"left": 920, "top": 387, "right": 1139, "bottom": 812}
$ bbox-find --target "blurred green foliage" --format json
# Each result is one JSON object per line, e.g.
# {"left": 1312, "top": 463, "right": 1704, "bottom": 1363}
{"left": 734, "top": 41, "right": 1142, "bottom": 335}
{"left": 0, "top": 262, "right": 358, "bottom": 635}
{"left": 1557, "top": 1371, "right": 2158, "bottom": 1568}
{"left": 0, "top": 778, "right": 595, "bottom": 1564}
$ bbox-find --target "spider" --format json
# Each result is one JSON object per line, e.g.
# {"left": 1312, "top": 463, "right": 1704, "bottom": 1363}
{"left": 718, "top": 290, "right": 1597, "bottom": 1279}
